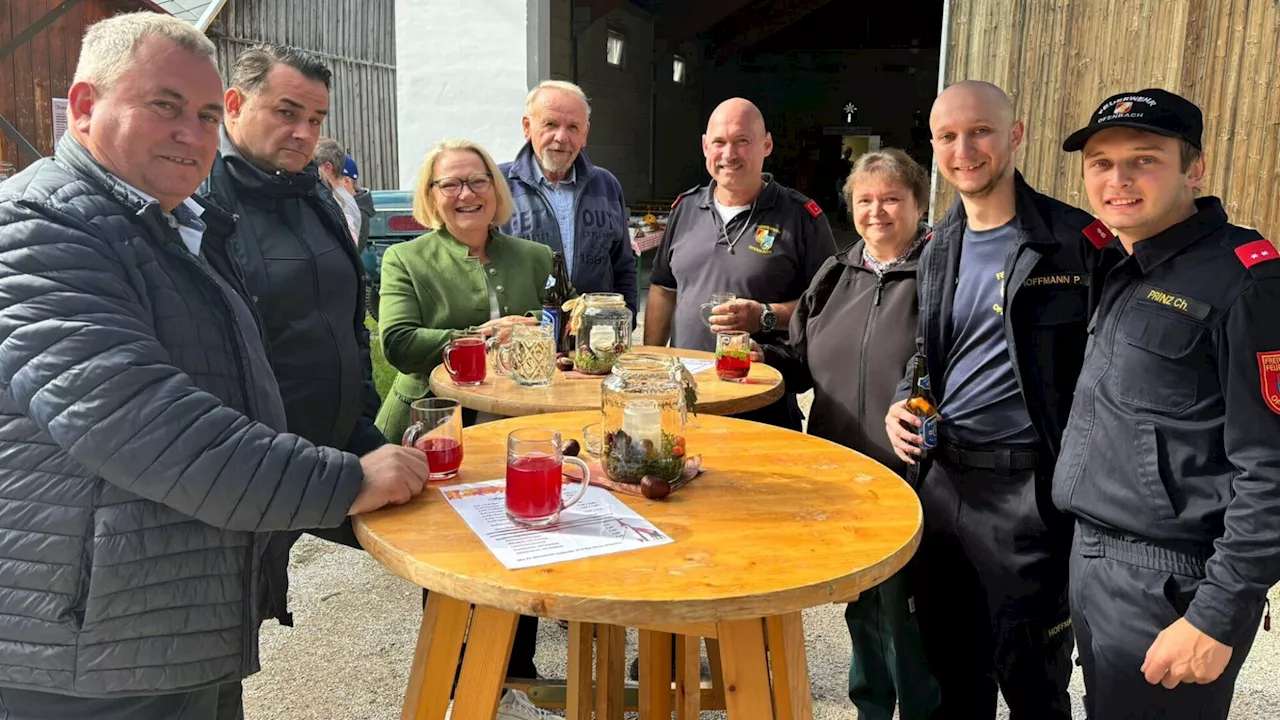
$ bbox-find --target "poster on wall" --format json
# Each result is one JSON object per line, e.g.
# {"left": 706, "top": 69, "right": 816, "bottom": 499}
{"left": 52, "top": 99, "right": 69, "bottom": 147}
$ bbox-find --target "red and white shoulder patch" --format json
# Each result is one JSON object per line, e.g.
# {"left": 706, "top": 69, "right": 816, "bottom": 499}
{"left": 1257, "top": 352, "right": 1280, "bottom": 415}
{"left": 1235, "top": 239, "right": 1277, "bottom": 269}
{"left": 1083, "top": 219, "right": 1115, "bottom": 249}
{"left": 805, "top": 200, "right": 823, "bottom": 218}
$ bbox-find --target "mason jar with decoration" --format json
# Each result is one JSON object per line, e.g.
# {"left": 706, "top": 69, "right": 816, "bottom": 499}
{"left": 573, "top": 292, "right": 632, "bottom": 375}
{"left": 600, "top": 353, "right": 688, "bottom": 484}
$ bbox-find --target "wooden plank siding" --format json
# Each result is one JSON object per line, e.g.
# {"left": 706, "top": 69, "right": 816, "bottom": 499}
{"left": 207, "top": 0, "right": 399, "bottom": 189}
{"left": 938, "top": 0, "right": 1280, "bottom": 239}
{"left": 1, "top": 0, "right": 164, "bottom": 175}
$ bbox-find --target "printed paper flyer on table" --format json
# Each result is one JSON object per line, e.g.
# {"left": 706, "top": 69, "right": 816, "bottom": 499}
{"left": 440, "top": 480, "right": 673, "bottom": 570}
{"left": 678, "top": 358, "right": 714, "bottom": 375}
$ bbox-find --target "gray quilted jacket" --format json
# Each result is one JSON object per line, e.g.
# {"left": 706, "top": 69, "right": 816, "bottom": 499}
{"left": 0, "top": 137, "right": 365, "bottom": 697}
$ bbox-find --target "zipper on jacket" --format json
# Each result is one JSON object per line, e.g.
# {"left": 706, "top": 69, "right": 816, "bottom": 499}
{"left": 858, "top": 276, "right": 885, "bottom": 454}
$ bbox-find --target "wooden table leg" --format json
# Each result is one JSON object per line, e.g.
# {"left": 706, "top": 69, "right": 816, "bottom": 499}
{"left": 451, "top": 606, "right": 520, "bottom": 720}
{"left": 638, "top": 630, "right": 673, "bottom": 720}
{"left": 401, "top": 593, "right": 471, "bottom": 720}
{"left": 566, "top": 622, "right": 595, "bottom": 720}
{"left": 595, "top": 624, "right": 626, "bottom": 720}
{"left": 715, "top": 619, "right": 775, "bottom": 719}
{"left": 674, "top": 634, "right": 702, "bottom": 720}
{"left": 704, "top": 638, "right": 728, "bottom": 710}
{"left": 765, "top": 614, "right": 813, "bottom": 720}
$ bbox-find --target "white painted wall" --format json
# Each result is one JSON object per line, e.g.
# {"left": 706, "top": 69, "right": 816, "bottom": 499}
{"left": 395, "top": 0, "right": 550, "bottom": 190}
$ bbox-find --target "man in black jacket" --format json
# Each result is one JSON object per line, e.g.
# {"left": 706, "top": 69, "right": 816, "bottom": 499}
{"left": 885, "top": 81, "right": 1115, "bottom": 719}
{"left": 202, "top": 44, "right": 387, "bottom": 523}
{"left": 199, "top": 45, "right": 389, "bottom": 717}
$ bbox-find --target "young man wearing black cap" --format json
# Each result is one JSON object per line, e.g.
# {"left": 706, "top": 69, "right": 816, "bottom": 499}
{"left": 1055, "top": 88, "right": 1280, "bottom": 719}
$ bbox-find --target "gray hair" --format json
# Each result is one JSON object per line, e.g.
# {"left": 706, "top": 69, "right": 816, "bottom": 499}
{"left": 231, "top": 44, "right": 332, "bottom": 95}
{"left": 313, "top": 137, "right": 346, "bottom": 172}
{"left": 525, "top": 80, "right": 592, "bottom": 120}
{"left": 74, "top": 11, "right": 216, "bottom": 93}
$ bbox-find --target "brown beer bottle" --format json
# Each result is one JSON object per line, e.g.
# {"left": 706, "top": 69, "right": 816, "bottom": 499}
{"left": 906, "top": 357, "right": 939, "bottom": 450}
{"left": 542, "top": 252, "right": 572, "bottom": 354}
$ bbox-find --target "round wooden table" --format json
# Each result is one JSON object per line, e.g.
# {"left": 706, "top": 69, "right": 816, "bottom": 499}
{"left": 428, "top": 345, "right": 783, "bottom": 416}
{"left": 355, "top": 412, "right": 922, "bottom": 720}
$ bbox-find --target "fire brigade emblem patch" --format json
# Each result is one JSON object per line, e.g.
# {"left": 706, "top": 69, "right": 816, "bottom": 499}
{"left": 1258, "top": 352, "right": 1280, "bottom": 415}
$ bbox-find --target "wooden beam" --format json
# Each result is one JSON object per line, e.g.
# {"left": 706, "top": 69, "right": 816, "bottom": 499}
{"left": 572, "top": 0, "right": 630, "bottom": 26}
{"left": 0, "top": 0, "right": 86, "bottom": 62}
{"left": 656, "top": 0, "right": 757, "bottom": 42}
{"left": 711, "top": 0, "right": 837, "bottom": 63}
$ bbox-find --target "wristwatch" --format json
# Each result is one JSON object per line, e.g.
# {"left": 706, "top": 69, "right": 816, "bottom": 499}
{"left": 760, "top": 303, "right": 777, "bottom": 333}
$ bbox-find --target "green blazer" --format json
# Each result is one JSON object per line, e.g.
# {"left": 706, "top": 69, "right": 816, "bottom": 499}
{"left": 375, "top": 229, "right": 555, "bottom": 441}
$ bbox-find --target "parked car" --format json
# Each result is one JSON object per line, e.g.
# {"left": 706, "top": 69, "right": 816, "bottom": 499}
{"left": 363, "top": 190, "right": 427, "bottom": 319}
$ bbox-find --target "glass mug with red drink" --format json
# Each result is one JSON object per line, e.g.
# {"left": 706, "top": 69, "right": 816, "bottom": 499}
{"left": 442, "top": 329, "right": 486, "bottom": 386}
{"left": 715, "top": 330, "right": 752, "bottom": 382}
{"left": 505, "top": 428, "right": 591, "bottom": 527}
{"left": 402, "top": 398, "right": 464, "bottom": 480}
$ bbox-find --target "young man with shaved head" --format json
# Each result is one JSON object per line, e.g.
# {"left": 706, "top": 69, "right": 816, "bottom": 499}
{"left": 646, "top": 97, "right": 836, "bottom": 430}
{"left": 885, "top": 80, "right": 1115, "bottom": 718}
{"left": 1055, "top": 89, "right": 1280, "bottom": 720}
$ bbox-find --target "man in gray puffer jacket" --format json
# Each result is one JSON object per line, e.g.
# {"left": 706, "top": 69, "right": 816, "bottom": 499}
{"left": 0, "top": 13, "right": 427, "bottom": 719}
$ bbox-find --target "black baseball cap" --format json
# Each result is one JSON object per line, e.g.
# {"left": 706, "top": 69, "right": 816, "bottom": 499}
{"left": 1062, "top": 88, "right": 1203, "bottom": 152}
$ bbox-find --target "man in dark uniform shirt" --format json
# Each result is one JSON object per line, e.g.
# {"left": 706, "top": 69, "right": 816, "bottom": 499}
{"left": 885, "top": 81, "right": 1112, "bottom": 719}
{"left": 644, "top": 97, "right": 836, "bottom": 430}
{"left": 1054, "top": 88, "right": 1280, "bottom": 720}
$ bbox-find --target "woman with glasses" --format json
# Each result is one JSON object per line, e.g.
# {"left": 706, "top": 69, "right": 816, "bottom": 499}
{"left": 375, "top": 139, "right": 555, "bottom": 444}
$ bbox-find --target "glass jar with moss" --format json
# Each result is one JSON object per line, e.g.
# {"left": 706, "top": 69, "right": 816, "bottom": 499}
{"left": 600, "top": 353, "right": 688, "bottom": 484}
{"left": 573, "top": 292, "right": 631, "bottom": 375}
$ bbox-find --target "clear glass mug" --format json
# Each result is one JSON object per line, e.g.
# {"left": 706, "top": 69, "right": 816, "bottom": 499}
{"left": 505, "top": 428, "right": 591, "bottom": 527}
{"left": 715, "top": 330, "right": 752, "bottom": 382}
{"left": 442, "top": 329, "right": 486, "bottom": 386}
{"left": 699, "top": 292, "right": 737, "bottom": 328}
{"left": 495, "top": 324, "right": 556, "bottom": 387}
{"left": 402, "top": 398, "right": 464, "bottom": 480}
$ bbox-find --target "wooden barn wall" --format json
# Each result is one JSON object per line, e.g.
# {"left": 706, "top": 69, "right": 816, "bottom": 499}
{"left": 937, "top": 0, "right": 1280, "bottom": 238}
{"left": 0, "top": 0, "right": 137, "bottom": 175}
{"left": 208, "top": 0, "right": 399, "bottom": 189}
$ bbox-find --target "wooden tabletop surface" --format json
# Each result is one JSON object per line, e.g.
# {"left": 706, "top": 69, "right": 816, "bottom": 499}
{"left": 428, "top": 346, "right": 783, "bottom": 417}
{"left": 354, "top": 411, "right": 922, "bottom": 626}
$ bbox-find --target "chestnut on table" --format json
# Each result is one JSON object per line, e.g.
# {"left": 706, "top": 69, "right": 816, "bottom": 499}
{"left": 354, "top": 411, "right": 923, "bottom": 720}
{"left": 428, "top": 346, "right": 783, "bottom": 418}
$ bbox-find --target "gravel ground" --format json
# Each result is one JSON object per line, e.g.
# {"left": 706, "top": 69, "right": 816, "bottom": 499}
{"left": 245, "top": 535, "right": 1280, "bottom": 720}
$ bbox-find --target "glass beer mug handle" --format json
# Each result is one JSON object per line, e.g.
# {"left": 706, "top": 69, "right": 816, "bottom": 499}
{"left": 495, "top": 341, "right": 513, "bottom": 377}
{"left": 699, "top": 302, "right": 715, "bottom": 327}
{"left": 560, "top": 456, "right": 592, "bottom": 511}
{"left": 401, "top": 421, "right": 426, "bottom": 448}
{"left": 441, "top": 344, "right": 458, "bottom": 379}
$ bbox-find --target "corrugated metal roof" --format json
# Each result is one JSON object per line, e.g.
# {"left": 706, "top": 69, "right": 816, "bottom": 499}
{"left": 151, "top": 0, "right": 227, "bottom": 31}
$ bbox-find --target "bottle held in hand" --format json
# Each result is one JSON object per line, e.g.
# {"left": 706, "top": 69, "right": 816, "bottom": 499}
{"left": 906, "top": 358, "right": 939, "bottom": 450}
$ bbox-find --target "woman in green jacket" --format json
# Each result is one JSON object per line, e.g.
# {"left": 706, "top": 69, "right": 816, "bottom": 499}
{"left": 375, "top": 138, "right": 554, "bottom": 443}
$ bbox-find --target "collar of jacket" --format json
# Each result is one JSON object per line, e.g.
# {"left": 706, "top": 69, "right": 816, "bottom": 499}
{"left": 697, "top": 173, "right": 781, "bottom": 210}
{"left": 433, "top": 227, "right": 508, "bottom": 260}
{"left": 1130, "top": 196, "right": 1228, "bottom": 274}
{"left": 54, "top": 134, "right": 235, "bottom": 243}
{"left": 935, "top": 170, "right": 1059, "bottom": 248}
{"left": 217, "top": 126, "right": 320, "bottom": 199}
{"left": 838, "top": 221, "right": 931, "bottom": 271}
{"left": 509, "top": 141, "right": 597, "bottom": 188}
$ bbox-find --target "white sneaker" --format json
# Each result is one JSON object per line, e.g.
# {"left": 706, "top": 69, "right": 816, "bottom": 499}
{"left": 495, "top": 689, "right": 557, "bottom": 720}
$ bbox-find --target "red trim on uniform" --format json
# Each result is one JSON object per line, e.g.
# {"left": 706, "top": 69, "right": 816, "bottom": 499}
{"left": 1083, "top": 219, "right": 1115, "bottom": 249}
{"left": 1235, "top": 239, "right": 1277, "bottom": 269}
{"left": 1257, "top": 352, "right": 1280, "bottom": 415}
{"left": 671, "top": 195, "right": 682, "bottom": 209}
{"left": 924, "top": 231, "right": 934, "bottom": 242}
{"left": 805, "top": 200, "right": 823, "bottom": 218}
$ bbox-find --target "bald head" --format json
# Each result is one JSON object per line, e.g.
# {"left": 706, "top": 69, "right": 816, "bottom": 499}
{"left": 707, "top": 97, "right": 766, "bottom": 136}
{"left": 932, "top": 80, "right": 1016, "bottom": 128}
{"left": 929, "top": 80, "right": 1024, "bottom": 200}
{"left": 703, "top": 97, "right": 773, "bottom": 202}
